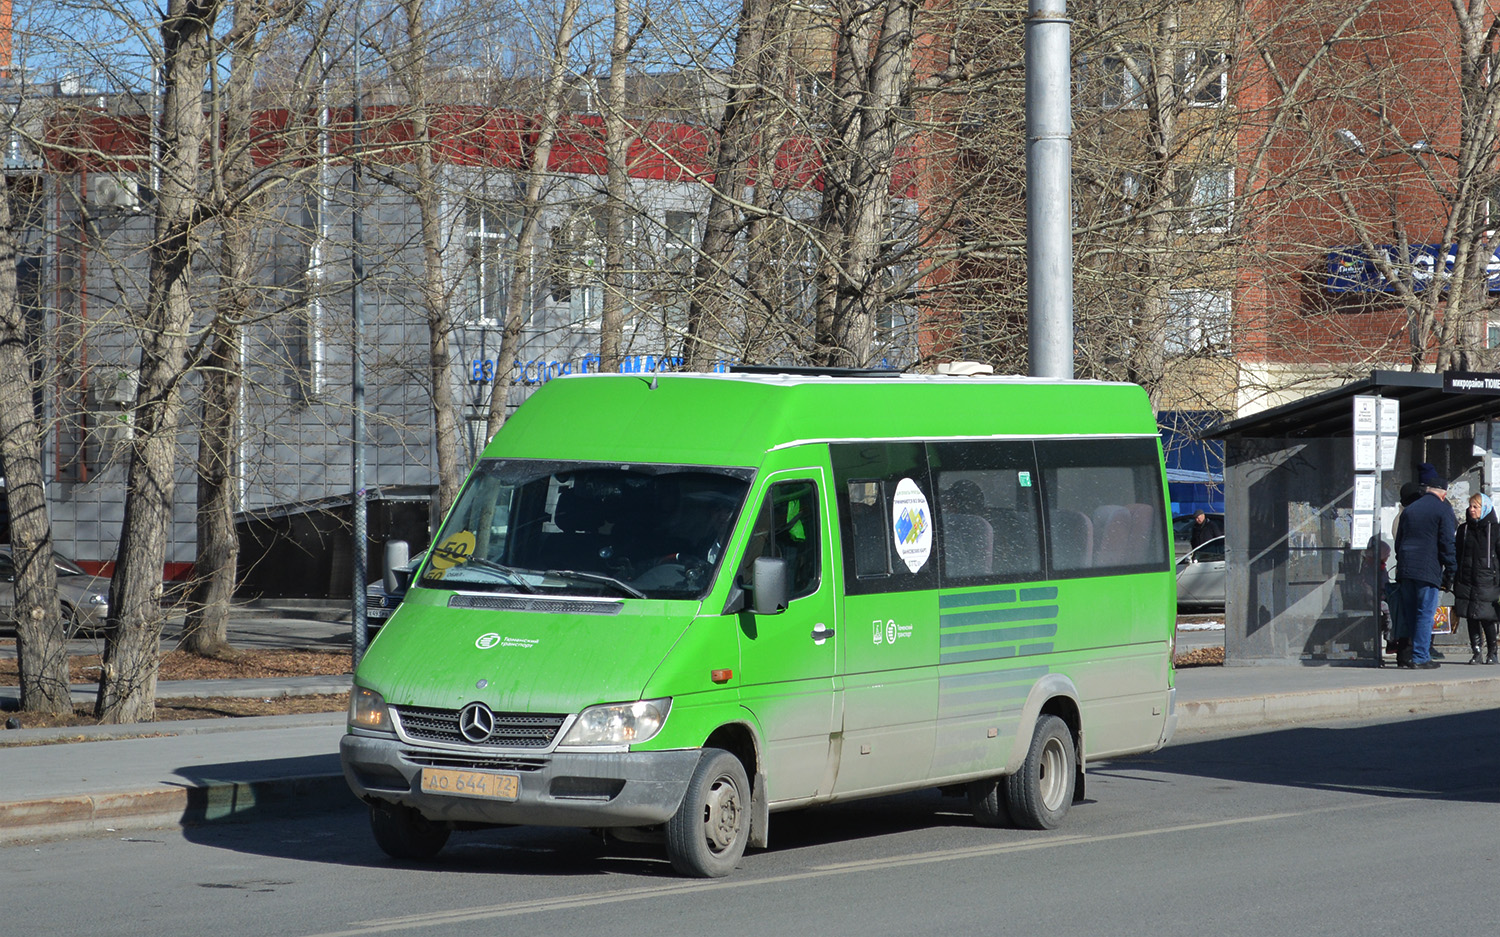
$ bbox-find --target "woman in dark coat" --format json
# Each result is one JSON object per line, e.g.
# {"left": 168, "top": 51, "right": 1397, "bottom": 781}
{"left": 1453, "top": 492, "right": 1500, "bottom": 664}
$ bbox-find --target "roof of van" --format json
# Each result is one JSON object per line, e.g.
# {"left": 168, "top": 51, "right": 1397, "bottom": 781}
{"left": 485, "top": 372, "right": 1158, "bottom": 465}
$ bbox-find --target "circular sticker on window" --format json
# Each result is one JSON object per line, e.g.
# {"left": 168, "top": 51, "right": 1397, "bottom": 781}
{"left": 891, "top": 478, "right": 932, "bottom": 573}
{"left": 431, "top": 531, "right": 476, "bottom": 570}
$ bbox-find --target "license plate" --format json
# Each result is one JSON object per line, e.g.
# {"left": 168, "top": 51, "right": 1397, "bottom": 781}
{"left": 420, "top": 767, "right": 519, "bottom": 801}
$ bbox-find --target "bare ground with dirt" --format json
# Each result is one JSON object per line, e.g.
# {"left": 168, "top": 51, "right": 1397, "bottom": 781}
{"left": 0, "top": 647, "right": 351, "bottom": 729}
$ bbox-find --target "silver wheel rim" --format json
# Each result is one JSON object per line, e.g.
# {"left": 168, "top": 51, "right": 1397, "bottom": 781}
{"left": 1038, "top": 735, "right": 1068, "bottom": 811}
{"left": 701, "top": 773, "right": 744, "bottom": 855}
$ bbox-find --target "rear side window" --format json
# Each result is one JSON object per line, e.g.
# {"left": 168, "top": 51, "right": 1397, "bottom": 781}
{"left": 1035, "top": 438, "right": 1169, "bottom": 574}
{"left": 738, "top": 480, "right": 821, "bottom": 600}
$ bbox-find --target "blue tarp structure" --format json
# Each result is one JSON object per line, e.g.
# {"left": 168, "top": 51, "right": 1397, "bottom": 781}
{"left": 1159, "top": 410, "right": 1225, "bottom": 516}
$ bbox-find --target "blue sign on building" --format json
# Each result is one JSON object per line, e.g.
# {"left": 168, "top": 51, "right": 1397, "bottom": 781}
{"left": 1327, "top": 244, "right": 1500, "bottom": 293}
{"left": 469, "top": 355, "right": 734, "bottom": 385}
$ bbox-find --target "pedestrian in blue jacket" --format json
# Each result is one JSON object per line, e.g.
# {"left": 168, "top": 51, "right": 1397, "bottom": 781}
{"left": 1394, "top": 474, "right": 1457, "bottom": 668}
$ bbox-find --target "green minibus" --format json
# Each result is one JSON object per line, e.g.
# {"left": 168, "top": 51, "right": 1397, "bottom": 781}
{"left": 340, "top": 369, "right": 1178, "bottom": 877}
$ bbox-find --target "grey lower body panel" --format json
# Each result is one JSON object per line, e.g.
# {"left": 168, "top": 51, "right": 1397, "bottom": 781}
{"left": 1160, "top": 686, "right": 1178, "bottom": 748}
{"left": 340, "top": 733, "right": 701, "bottom": 828}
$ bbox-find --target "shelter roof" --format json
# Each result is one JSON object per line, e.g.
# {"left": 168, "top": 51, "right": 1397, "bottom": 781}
{"left": 1209, "top": 370, "right": 1500, "bottom": 440}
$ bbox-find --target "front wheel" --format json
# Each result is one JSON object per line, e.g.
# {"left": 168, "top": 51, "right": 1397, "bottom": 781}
{"left": 369, "top": 801, "right": 450, "bottom": 860}
{"left": 1004, "top": 714, "right": 1077, "bottom": 830}
{"left": 665, "top": 748, "right": 750, "bottom": 877}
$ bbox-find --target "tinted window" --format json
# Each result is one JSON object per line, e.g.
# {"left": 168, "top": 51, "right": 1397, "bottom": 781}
{"left": 929, "top": 441, "right": 1044, "bottom": 582}
{"left": 738, "top": 480, "right": 820, "bottom": 600}
{"left": 1035, "top": 438, "right": 1170, "bottom": 576}
{"left": 832, "top": 443, "right": 939, "bottom": 595}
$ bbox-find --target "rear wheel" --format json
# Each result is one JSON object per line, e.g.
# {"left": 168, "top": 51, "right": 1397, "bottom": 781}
{"left": 369, "top": 801, "right": 450, "bottom": 860}
{"left": 966, "top": 777, "right": 1011, "bottom": 827}
{"left": 665, "top": 748, "right": 750, "bottom": 877}
{"left": 1004, "top": 714, "right": 1076, "bottom": 830}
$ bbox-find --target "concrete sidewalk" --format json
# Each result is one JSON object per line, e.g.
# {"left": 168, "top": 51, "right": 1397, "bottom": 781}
{"left": 4, "top": 639, "right": 1500, "bottom": 846}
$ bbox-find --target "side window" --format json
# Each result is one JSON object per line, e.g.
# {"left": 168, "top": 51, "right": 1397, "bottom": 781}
{"left": 929, "top": 441, "right": 1043, "bottom": 582}
{"left": 1035, "top": 438, "right": 1170, "bottom": 576}
{"left": 831, "top": 442, "right": 939, "bottom": 595}
{"left": 739, "top": 480, "right": 820, "bottom": 600}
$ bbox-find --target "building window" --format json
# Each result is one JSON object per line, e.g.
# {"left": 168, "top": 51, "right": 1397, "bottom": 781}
{"left": 1167, "top": 290, "right": 1231, "bottom": 356}
{"left": 1090, "top": 47, "right": 1147, "bottom": 109}
{"left": 664, "top": 209, "right": 698, "bottom": 277}
{"left": 465, "top": 199, "right": 518, "bottom": 327}
{"left": 1175, "top": 47, "right": 1227, "bottom": 106}
{"left": 548, "top": 206, "right": 605, "bottom": 325}
{"left": 1087, "top": 45, "right": 1225, "bottom": 110}
{"left": 1173, "top": 166, "right": 1232, "bottom": 231}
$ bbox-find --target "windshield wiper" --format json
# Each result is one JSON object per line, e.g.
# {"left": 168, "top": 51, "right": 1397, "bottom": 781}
{"left": 457, "top": 556, "right": 538, "bottom": 593}
{"left": 543, "top": 569, "right": 647, "bottom": 599}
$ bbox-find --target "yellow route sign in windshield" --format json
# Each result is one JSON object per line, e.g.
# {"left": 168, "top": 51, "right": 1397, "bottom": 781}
{"left": 430, "top": 531, "right": 476, "bottom": 570}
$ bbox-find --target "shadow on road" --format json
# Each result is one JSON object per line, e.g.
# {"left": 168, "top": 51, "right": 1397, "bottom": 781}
{"left": 1113, "top": 706, "right": 1500, "bottom": 803}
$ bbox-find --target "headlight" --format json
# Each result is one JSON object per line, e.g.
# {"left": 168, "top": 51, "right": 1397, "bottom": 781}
{"left": 88, "top": 594, "right": 107, "bottom": 607}
{"left": 558, "top": 698, "right": 671, "bottom": 748}
{"left": 349, "top": 686, "right": 392, "bottom": 731}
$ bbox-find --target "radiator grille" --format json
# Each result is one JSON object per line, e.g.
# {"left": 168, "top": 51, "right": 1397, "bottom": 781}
{"left": 393, "top": 705, "right": 567, "bottom": 749}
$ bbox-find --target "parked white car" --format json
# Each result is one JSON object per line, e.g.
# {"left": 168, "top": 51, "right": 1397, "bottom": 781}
{"left": 0, "top": 546, "right": 110, "bottom": 637}
{"left": 1176, "top": 535, "right": 1226, "bottom": 610}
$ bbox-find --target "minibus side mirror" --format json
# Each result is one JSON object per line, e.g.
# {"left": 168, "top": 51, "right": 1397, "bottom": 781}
{"left": 384, "top": 539, "right": 411, "bottom": 594}
{"left": 751, "top": 557, "right": 789, "bottom": 615}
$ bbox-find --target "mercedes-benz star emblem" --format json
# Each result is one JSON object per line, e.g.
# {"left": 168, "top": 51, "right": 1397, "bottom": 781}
{"left": 458, "top": 702, "right": 495, "bottom": 743}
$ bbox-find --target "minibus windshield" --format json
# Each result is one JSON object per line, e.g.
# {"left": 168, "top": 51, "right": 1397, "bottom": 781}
{"left": 419, "top": 459, "right": 754, "bottom": 600}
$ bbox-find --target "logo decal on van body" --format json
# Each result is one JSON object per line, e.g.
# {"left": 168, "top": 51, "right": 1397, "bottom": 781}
{"left": 872, "top": 618, "right": 915, "bottom": 646}
{"left": 891, "top": 477, "right": 933, "bottom": 572}
{"left": 476, "top": 632, "right": 541, "bottom": 650}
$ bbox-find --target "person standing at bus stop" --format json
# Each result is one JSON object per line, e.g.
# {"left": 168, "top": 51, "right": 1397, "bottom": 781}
{"left": 1394, "top": 472, "right": 1457, "bottom": 669}
{"left": 1453, "top": 492, "right": 1500, "bottom": 665}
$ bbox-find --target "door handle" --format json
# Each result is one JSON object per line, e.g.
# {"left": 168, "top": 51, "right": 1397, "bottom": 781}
{"left": 811, "top": 626, "right": 835, "bottom": 640}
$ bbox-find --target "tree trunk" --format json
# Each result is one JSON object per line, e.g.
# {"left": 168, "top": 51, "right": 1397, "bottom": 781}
{"left": 97, "top": 0, "right": 219, "bottom": 723}
{"left": 483, "top": 0, "right": 582, "bottom": 439}
{"left": 599, "top": 0, "right": 632, "bottom": 373}
{"left": 181, "top": 0, "right": 260, "bottom": 659}
{"left": 397, "top": 0, "right": 464, "bottom": 518}
{"left": 0, "top": 173, "right": 69, "bottom": 714}
{"left": 682, "top": 0, "right": 773, "bottom": 371}
{"left": 813, "top": 0, "right": 917, "bottom": 368}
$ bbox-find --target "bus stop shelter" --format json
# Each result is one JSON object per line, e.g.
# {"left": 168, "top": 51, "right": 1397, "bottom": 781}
{"left": 1208, "top": 370, "right": 1500, "bottom": 665}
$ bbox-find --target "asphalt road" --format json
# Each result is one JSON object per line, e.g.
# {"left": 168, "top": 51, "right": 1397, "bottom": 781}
{"left": 6, "top": 706, "right": 1495, "bottom": 937}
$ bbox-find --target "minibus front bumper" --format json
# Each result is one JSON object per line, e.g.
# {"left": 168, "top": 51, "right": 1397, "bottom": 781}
{"left": 340, "top": 732, "right": 703, "bottom": 828}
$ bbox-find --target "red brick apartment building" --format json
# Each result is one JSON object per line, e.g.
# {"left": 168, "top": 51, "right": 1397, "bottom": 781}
{"left": 1233, "top": 0, "right": 1500, "bottom": 411}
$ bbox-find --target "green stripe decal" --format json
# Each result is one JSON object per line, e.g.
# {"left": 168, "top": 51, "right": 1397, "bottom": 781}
{"left": 938, "top": 589, "right": 1060, "bottom": 665}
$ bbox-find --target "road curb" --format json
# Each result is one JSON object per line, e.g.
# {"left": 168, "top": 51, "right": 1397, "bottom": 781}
{"left": 0, "top": 773, "right": 355, "bottom": 845}
{"left": 1176, "top": 676, "right": 1500, "bottom": 732}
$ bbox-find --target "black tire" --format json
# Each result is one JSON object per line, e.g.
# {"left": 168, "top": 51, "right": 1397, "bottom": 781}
{"left": 665, "top": 748, "right": 750, "bottom": 877}
{"left": 369, "top": 801, "right": 450, "bottom": 860}
{"left": 1004, "top": 714, "right": 1077, "bottom": 830}
{"left": 966, "top": 777, "right": 1012, "bottom": 827}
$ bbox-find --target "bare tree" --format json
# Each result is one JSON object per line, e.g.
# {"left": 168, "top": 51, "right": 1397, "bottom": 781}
{"left": 386, "top": 0, "right": 465, "bottom": 516}
{"left": 811, "top": 0, "right": 919, "bottom": 368}
{"left": 96, "top": 0, "right": 224, "bottom": 722}
{"left": 0, "top": 167, "right": 69, "bottom": 713}
{"left": 180, "top": 0, "right": 296, "bottom": 658}
{"left": 483, "top": 0, "right": 582, "bottom": 438}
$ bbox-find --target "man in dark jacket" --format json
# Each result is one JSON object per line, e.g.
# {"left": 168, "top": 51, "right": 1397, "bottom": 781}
{"left": 1189, "top": 510, "right": 1222, "bottom": 550}
{"left": 1394, "top": 475, "right": 1457, "bottom": 668}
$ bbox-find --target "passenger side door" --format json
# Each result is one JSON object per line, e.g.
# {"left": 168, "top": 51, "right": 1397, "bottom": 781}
{"left": 733, "top": 472, "right": 841, "bottom": 804}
